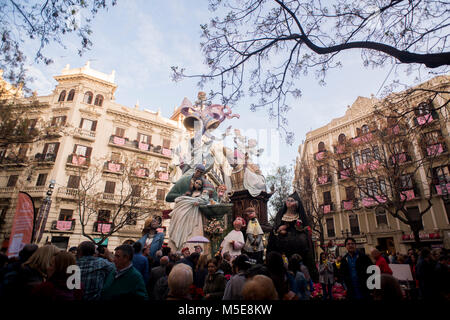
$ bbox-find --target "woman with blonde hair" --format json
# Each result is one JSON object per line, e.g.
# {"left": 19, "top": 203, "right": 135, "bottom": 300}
{"left": 15, "top": 245, "right": 60, "bottom": 298}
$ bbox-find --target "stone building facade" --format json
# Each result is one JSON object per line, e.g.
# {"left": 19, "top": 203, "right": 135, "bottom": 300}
{"left": 295, "top": 76, "right": 450, "bottom": 256}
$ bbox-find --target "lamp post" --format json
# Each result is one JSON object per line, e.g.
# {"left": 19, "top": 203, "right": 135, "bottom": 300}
{"left": 33, "top": 180, "right": 55, "bottom": 244}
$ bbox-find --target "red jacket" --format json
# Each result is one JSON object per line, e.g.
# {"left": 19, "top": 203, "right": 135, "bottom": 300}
{"left": 376, "top": 256, "right": 393, "bottom": 275}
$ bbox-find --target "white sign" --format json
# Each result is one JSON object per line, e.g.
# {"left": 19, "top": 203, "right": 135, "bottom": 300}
{"left": 389, "top": 264, "right": 413, "bottom": 281}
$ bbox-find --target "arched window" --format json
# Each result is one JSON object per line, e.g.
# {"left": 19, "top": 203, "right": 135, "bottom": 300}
{"left": 58, "top": 90, "right": 66, "bottom": 102}
{"left": 338, "top": 133, "right": 346, "bottom": 144}
{"left": 318, "top": 141, "right": 325, "bottom": 152}
{"left": 94, "top": 94, "right": 104, "bottom": 106}
{"left": 415, "top": 101, "right": 431, "bottom": 116}
{"left": 361, "top": 124, "right": 369, "bottom": 134}
{"left": 83, "top": 91, "right": 93, "bottom": 104}
{"left": 67, "top": 89, "right": 75, "bottom": 101}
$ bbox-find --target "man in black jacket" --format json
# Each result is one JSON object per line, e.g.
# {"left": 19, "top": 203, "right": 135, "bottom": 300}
{"left": 340, "top": 237, "right": 373, "bottom": 300}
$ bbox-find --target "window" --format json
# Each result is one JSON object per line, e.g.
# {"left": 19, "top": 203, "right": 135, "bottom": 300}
{"left": 366, "top": 178, "right": 377, "bottom": 197}
{"left": 157, "top": 189, "right": 166, "bottom": 201}
{"left": 379, "top": 179, "right": 387, "bottom": 195}
{"left": 79, "top": 118, "right": 97, "bottom": 131}
{"left": 361, "top": 124, "right": 369, "bottom": 134}
{"left": 163, "top": 139, "right": 171, "bottom": 149}
{"left": 51, "top": 116, "right": 67, "bottom": 127}
{"left": 94, "top": 94, "right": 104, "bottom": 106}
{"left": 415, "top": 101, "right": 432, "bottom": 116}
{"left": 7, "top": 175, "right": 18, "bottom": 187}
{"left": 338, "top": 158, "right": 352, "bottom": 170}
{"left": 58, "top": 90, "right": 66, "bottom": 102}
{"left": 43, "top": 142, "right": 60, "bottom": 156}
{"left": 345, "top": 186, "right": 355, "bottom": 200}
{"left": 373, "top": 146, "right": 381, "bottom": 160}
{"left": 67, "top": 89, "right": 75, "bottom": 101}
{"left": 444, "top": 200, "right": 450, "bottom": 225}
{"left": 361, "top": 148, "right": 371, "bottom": 163}
{"left": 115, "top": 127, "right": 125, "bottom": 137}
{"left": 326, "top": 218, "right": 335, "bottom": 237}
{"left": 73, "top": 144, "right": 92, "bottom": 158}
{"left": 126, "top": 212, "right": 137, "bottom": 225}
{"left": 58, "top": 209, "right": 73, "bottom": 221}
{"left": 36, "top": 173, "right": 48, "bottom": 186}
{"left": 104, "top": 181, "right": 116, "bottom": 194}
{"left": 18, "top": 145, "right": 28, "bottom": 159}
{"left": 349, "top": 214, "right": 360, "bottom": 235}
{"left": 97, "top": 210, "right": 111, "bottom": 222}
{"left": 424, "top": 131, "right": 441, "bottom": 145}
{"left": 338, "top": 134, "right": 346, "bottom": 144}
{"left": 83, "top": 91, "right": 93, "bottom": 104}
{"left": 159, "top": 162, "right": 168, "bottom": 172}
{"left": 28, "top": 119, "right": 37, "bottom": 134}
{"left": 433, "top": 165, "right": 450, "bottom": 184}
{"left": 67, "top": 175, "right": 80, "bottom": 189}
{"left": 318, "top": 141, "right": 325, "bottom": 152}
{"left": 51, "top": 236, "right": 69, "bottom": 250}
{"left": 392, "top": 142, "right": 405, "bottom": 155}
{"left": 323, "top": 191, "right": 332, "bottom": 205}
{"left": 406, "top": 207, "right": 423, "bottom": 231}
{"left": 111, "top": 152, "right": 121, "bottom": 162}
{"left": 375, "top": 208, "right": 388, "bottom": 226}
{"left": 318, "top": 165, "right": 328, "bottom": 176}
{"left": 354, "top": 152, "right": 361, "bottom": 167}
{"left": 137, "top": 133, "right": 151, "bottom": 144}
{"left": 399, "top": 175, "right": 414, "bottom": 190}
{"left": 131, "top": 185, "right": 141, "bottom": 197}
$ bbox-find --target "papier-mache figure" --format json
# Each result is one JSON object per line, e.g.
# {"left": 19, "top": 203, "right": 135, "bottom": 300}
{"left": 220, "top": 217, "right": 246, "bottom": 262}
{"left": 243, "top": 207, "right": 264, "bottom": 264}
{"left": 217, "top": 184, "right": 230, "bottom": 203}
{"left": 137, "top": 215, "right": 165, "bottom": 260}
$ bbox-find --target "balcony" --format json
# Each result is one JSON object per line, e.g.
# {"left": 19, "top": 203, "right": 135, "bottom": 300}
{"left": 314, "top": 150, "right": 328, "bottom": 161}
{"left": 352, "top": 133, "right": 373, "bottom": 145}
{"left": 424, "top": 142, "right": 447, "bottom": 157}
{"left": 362, "top": 196, "right": 387, "bottom": 207}
{"left": 109, "top": 135, "right": 173, "bottom": 159}
{"left": 51, "top": 219, "right": 76, "bottom": 232}
{"left": 317, "top": 175, "right": 332, "bottom": 186}
{"left": 342, "top": 199, "right": 359, "bottom": 211}
{"left": 414, "top": 111, "right": 438, "bottom": 127}
{"left": 103, "top": 161, "right": 124, "bottom": 174}
{"left": 338, "top": 169, "right": 352, "bottom": 180}
{"left": 435, "top": 183, "right": 450, "bottom": 196}
{"left": 389, "top": 152, "right": 412, "bottom": 166}
{"left": 57, "top": 187, "right": 79, "bottom": 200}
{"left": 0, "top": 187, "right": 15, "bottom": 198}
{"left": 333, "top": 144, "right": 347, "bottom": 155}
{"left": 356, "top": 160, "right": 380, "bottom": 174}
{"left": 93, "top": 221, "right": 112, "bottom": 234}
{"left": 22, "top": 186, "right": 47, "bottom": 198}
{"left": 34, "top": 153, "right": 57, "bottom": 164}
{"left": 384, "top": 124, "right": 401, "bottom": 137}
{"left": 320, "top": 203, "right": 334, "bottom": 214}
{"left": 155, "top": 171, "right": 170, "bottom": 182}
{"left": 0, "top": 155, "right": 27, "bottom": 167}
{"left": 74, "top": 128, "right": 96, "bottom": 141}
{"left": 133, "top": 167, "right": 150, "bottom": 178}
{"left": 66, "top": 154, "right": 90, "bottom": 168}
{"left": 399, "top": 188, "right": 419, "bottom": 202}
{"left": 44, "top": 126, "right": 63, "bottom": 138}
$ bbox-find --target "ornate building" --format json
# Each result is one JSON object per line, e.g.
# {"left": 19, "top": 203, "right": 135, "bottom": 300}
{"left": 295, "top": 76, "right": 450, "bottom": 256}
{"left": 0, "top": 62, "right": 185, "bottom": 250}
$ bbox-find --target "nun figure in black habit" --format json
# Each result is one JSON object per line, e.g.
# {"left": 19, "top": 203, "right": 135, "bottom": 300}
{"left": 267, "top": 191, "right": 319, "bottom": 282}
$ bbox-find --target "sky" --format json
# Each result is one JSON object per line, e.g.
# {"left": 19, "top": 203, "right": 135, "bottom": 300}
{"left": 23, "top": 0, "right": 441, "bottom": 176}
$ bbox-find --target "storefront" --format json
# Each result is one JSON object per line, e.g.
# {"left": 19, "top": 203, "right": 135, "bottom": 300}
{"left": 401, "top": 231, "right": 444, "bottom": 249}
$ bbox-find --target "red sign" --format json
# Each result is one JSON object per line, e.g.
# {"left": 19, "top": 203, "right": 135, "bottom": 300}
{"left": 7, "top": 192, "right": 35, "bottom": 257}
{"left": 56, "top": 220, "right": 72, "bottom": 231}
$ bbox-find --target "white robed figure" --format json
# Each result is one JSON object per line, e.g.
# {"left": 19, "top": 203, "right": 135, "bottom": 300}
{"left": 220, "top": 217, "right": 246, "bottom": 261}
{"left": 168, "top": 178, "right": 209, "bottom": 252}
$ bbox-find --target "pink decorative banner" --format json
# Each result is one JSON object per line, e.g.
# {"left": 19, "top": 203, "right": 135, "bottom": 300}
{"left": 97, "top": 223, "right": 111, "bottom": 233}
{"left": 427, "top": 144, "right": 444, "bottom": 156}
{"left": 376, "top": 195, "right": 387, "bottom": 203}
{"left": 392, "top": 153, "right": 407, "bottom": 164}
{"left": 435, "top": 183, "right": 450, "bottom": 195}
{"left": 108, "top": 162, "right": 121, "bottom": 172}
{"left": 343, "top": 201, "right": 353, "bottom": 210}
{"left": 138, "top": 142, "right": 149, "bottom": 151}
{"left": 336, "top": 145, "right": 345, "bottom": 154}
{"left": 356, "top": 163, "right": 367, "bottom": 173}
{"left": 417, "top": 114, "right": 433, "bottom": 125}
{"left": 362, "top": 198, "right": 376, "bottom": 207}
{"left": 162, "top": 148, "right": 172, "bottom": 156}
{"left": 315, "top": 152, "right": 325, "bottom": 160}
{"left": 340, "top": 169, "right": 350, "bottom": 179}
{"left": 113, "top": 136, "right": 125, "bottom": 145}
{"left": 353, "top": 137, "right": 361, "bottom": 144}
{"left": 135, "top": 168, "right": 147, "bottom": 177}
{"left": 318, "top": 175, "right": 328, "bottom": 184}
{"left": 72, "top": 155, "right": 86, "bottom": 165}
{"left": 323, "top": 205, "right": 331, "bottom": 214}
{"left": 361, "top": 133, "right": 372, "bottom": 143}
{"left": 369, "top": 160, "right": 380, "bottom": 170}
{"left": 400, "top": 189, "right": 415, "bottom": 201}
{"left": 56, "top": 220, "right": 72, "bottom": 231}
{"left": 159, "top": 172, "right": 169, "bottom": 180}
{"left": 388, "top": 125, "right": 400, "bottom": 135}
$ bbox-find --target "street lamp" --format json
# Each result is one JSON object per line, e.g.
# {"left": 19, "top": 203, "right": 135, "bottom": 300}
{"left": 33, "top": 180, "right": 56, "bottom": 244}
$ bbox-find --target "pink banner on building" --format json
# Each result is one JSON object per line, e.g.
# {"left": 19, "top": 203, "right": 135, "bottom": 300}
{"left": 98, "top": 223, "right": 111, "bottom": 234}
{"left": 135, "top": 168, "right": 147, "bottom": 177}
{"left": 138, "top": 142, "right": 149, "bottom": 151}
{"left": 427, "top": 144, "right": 443, "bottom": 156}
{"left": 400, "top": 190, "right": 415, "bottom": 201}
{"left": 108, "top": 162, "right": 121, "bottom": 172}
{"left": 343, "top": 201, "right": 353, "bottom": 210}
{"left": 56, "top": 220, "right": 72, "bottom": 231}
{"left": 113, "top": 136, "right": 125, "bottom": 145}
{"left": 315, "top": 152, "right": 325, "bottom": 160}
{"left": 336, "top": 145, "right": 345, "bottom": 154}
{"left": 376, "top": 195, "right": 387, "bottom": 203}
{"left": 162, "top": 148, "right": 172, "bottom": 156}
{"left": 369, "top": 160, "right": 380, "bottom": 170}
{"left": 340, "top": 170, "right": 350, "bottom": 179}
{"left": 417, "top": 114, "right": 433, "bottom": 125}
{"left": 318, "top": 175, "right": 328, "bottom": 184}
{"left": 388, "top": 125, "right": 400, "bottom": 135}
{"left": 356, "top": 163, "right": 367, "bottom": 173}
{"left": 353, "top": 137, "right": 361, "bottom": 144}
{"left": 362, "top": 198, "right": 376, "bottom": 207}
{"left": 323, "top": 205, "right": 331, "bottom": 214}
{"left": 361, "top": 133, "right": 372, "bottom": 143}
{"left": 72, "top": 155, "right": 86, "bottom": 165}
{"left": 159, "top": 172, "right": 169, "bottom": 180}
{"left": 393, "top": 153, "right": 407, "bottom": 164}
{"left": 436, "top": 183, "right": 450, "bottom": 195}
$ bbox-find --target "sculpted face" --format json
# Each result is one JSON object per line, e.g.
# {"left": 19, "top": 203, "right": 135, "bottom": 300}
{"left": 193, "top": 169, "right": 204, "bottom": 178}
{"left": 194, "top": 179, "right": 203, "bottom": 190}
{"left": 286, "top": 197, "right": 298, "bottom": 209}
{"left": 246, "top": 209, "right": 256, "bottom": 219}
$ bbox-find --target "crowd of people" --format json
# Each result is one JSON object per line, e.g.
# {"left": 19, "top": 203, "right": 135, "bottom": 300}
{"left": 0, "top": 236, "right": 448, "bottom": 302}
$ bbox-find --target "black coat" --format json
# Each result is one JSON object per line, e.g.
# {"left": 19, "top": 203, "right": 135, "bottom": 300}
{"left": 340, "top": 252, "right": 373, "bottom": 300}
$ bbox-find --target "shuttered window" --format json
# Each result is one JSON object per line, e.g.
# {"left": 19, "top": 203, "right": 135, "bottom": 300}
{"left": 36, "top": 173, "right": 48, "bottom": 186}
{"left": 67, "top": 175, "right": 80, "bottom": 189}
{"left": 104, "top": 181, "right": 116, "bottom": 194}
